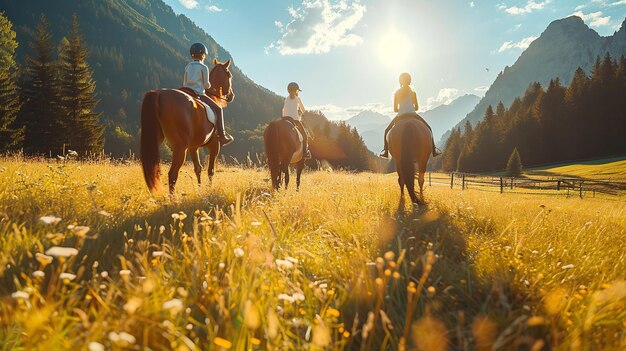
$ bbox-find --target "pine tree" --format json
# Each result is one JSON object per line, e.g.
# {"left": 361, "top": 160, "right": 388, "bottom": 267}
{"left": 506, "top": 148, "right": 523, "bottom": 177}
{"left": 0, "top": 12, "right": 24, "bottom": 150}
{"left": 58, "top": 15, "right": 103, "bottom": 155}
{"left": 441, "top": 128, "right": 461, "bottom": 172}
{"left": 18, "top": 14, "right": 62, "bottom": 155}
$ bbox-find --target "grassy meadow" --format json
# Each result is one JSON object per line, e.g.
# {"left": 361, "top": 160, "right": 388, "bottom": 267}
{"left": 0, "top": 157, "right": 624, "bottom": 350}
{"left": 526, "top": 156, "right": 626, "bottom": 179}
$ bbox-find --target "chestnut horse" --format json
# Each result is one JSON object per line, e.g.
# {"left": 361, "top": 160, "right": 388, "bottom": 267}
{"left": 387, "top": 116, "right": 433, "bottom": 204}
{"left": 264, "top": 118, "right": 305, "bottom": 190}
{"left": 140, "top": 59, "right": 234, "bottom": 193}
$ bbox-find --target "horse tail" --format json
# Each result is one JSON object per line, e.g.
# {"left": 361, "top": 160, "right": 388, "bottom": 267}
{"left": 400, "top": 122, "right": 417, "bottom": 202}
{"left": 264, "top": 121, "right": 281, "bottom": 189}
{"left": 140, "top": 90, "right": 163, "bottom": 193}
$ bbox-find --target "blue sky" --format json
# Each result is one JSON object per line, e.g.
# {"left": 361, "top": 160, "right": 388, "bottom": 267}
{"left": 164, "top": 0, "right": 626, "bottom": 120}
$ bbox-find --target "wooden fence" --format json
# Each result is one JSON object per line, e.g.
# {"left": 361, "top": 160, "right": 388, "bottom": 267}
{"left": 425, "top": 172, "right": 626, "bottom": 199}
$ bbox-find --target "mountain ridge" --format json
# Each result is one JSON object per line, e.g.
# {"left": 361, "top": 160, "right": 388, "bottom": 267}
{"left": 343, "top": 94, "right": 480, "bottom": 152}
{"left": 0, "top": 0, "right": 283, "bottom": 155}
{"left": 445, "top": 15, "right": 626, "bottom": 143}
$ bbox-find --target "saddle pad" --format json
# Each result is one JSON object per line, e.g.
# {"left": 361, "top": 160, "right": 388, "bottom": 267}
{"left": 195, "top": 99, "right": 217, "bottom": 125}
{"left": 290, "top": 127, "right": 304, "bottom": 164}
{"left": 177, "top": 88, "right": 216, "bottom": 125}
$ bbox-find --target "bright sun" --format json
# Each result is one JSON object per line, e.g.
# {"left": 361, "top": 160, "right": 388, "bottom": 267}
{"left": 377, "top": 28, "right": 412, "bottom": 70}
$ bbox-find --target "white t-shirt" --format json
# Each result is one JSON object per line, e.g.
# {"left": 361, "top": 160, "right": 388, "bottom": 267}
{"left": 282, "top": 96, "right": 305, "bottom": 120}
{"left": 183, "top": 61, "right": 210, "bottom": 95}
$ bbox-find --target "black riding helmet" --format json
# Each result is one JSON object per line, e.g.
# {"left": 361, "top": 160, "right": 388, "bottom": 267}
{"left": 287, "top": 82, "right": 302, "bottom": 92}
{"left": 190, "top": 43, "right": 208, "bottom": 57}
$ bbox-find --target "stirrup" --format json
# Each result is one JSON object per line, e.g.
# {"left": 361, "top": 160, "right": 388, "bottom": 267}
{"left": 304, "top": 149, "right": 312, "bottom": 159}
{"left": 220, "top": 134, "right": 234, "bottom": 146}
{"left": 432, "top": 147, "right": 441, "bottom": 157}
{"left": 379, "top": 150, "right": 389, "bottom": 159}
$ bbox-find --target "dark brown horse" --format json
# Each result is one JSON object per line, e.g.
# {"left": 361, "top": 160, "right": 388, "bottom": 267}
{"left": 387, "top": 117, "right": 433, "bottom": 204}
{"left": 264, "top": 118, "right": 305, "bottom": 190}
{"left": 140, "top": 59, "right": 234, "bottom": 193}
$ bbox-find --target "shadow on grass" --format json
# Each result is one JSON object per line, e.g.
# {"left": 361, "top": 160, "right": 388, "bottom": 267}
{"left": 75, "top": 183, "right": 273, "bottom": 278}
{"left": 340, "top": 195, "right": 548, "bottom": 350}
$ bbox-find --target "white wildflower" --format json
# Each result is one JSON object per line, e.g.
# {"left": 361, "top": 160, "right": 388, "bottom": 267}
{"left": 32, "top": 270, "right": 45, "bottom": 278}
{"left": 251, "top": 221, "right": 262, "bottom": 226}
{"left": 292, "top": 292, "right": 305, "bottom": 301}
{"left": 45, "top": 246, "right": 78, "bottom": 257}
{"left": 11, "top": 291, "right": 29, "bottom": 300}
{"left": 119, "top": 270, "right": 131, "bottom": 277}
{"left": 59, "top": 272, "right": 76, "bottom": 281}
{"left": 275, "top": 259, "right": 294, "bottom": 270}
{"left": 39, "top": 216, "right": 62, "bottom": 225}
{"left": 163, "top": 298, "right": 184, "bottom": 315}
{"left": 234, "top": 248, "right": 244, "bottom": 257}
{"left": 88, "top": 342, "right": 105, "bottom": 351}
{"left": 286, "top": 256, "right": 298, "bottom": 264}
{"left": 562, "top": 264, "right": 575, "bottom": 270}
{"left": 152, "top": 251, "right": 164, "bottom": 257}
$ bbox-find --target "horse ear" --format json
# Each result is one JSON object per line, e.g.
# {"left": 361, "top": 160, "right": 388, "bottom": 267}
{"left": 224, "top": 59, "right": 231, "bottom": 68}
{"left": 213, "top": 58, "right": 219, "bottom": 65}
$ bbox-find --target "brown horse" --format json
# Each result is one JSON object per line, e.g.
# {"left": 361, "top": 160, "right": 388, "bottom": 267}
{"left": 264, "top": 118, "right": 305, "bottom": 190}
{"left": 140, "top": 59, "right": 234, "bottom": 193}
{"left": 387, "top": 116, "right": 433, "bottom": 204}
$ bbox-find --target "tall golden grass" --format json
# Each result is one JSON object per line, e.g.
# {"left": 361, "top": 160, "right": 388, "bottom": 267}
{"left": 0, "top": 158, "right": 623, "bottom": 350}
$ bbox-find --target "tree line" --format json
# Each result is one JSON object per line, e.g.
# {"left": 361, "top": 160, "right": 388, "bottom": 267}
{"left": 440, "top": 54, "right": 626, "bottom": 173}
{"left": 0, "top": 13, "right": 102, "bottom": 156}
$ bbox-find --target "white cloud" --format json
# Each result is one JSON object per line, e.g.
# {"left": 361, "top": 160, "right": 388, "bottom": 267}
{"left": 474, "top": 86, "right": 489, "bottom": 94}
{"left": 309, "top": 102, "right": 391, "bottom": 120}
{"left": 571, "top": 11, "right": 611, "bottom": 27}
{"left": 267, "top": 0, "right": 367, "bottom": 55}
{"left": 574, "top": 5, "right": 587, "bottom": 10}
{"left": 609, "top": 0, "right": 626, "bottom": 6}
{"left": 179, "top": 0, "right": 198, "bottom": 9}
{"left": 497, "top": 35, "right": 538, "bottom": 52}
{"left": 498, "top": 0, "right": 551, "bottom": 15}
{"left": 205, "top": 5, "right": 223, "bottom": 12}
{"left": 425, "top": 88, "right": 460, "bottom": 110}
{"left": 470, "top": 2, "right": 475, "bottom": 8}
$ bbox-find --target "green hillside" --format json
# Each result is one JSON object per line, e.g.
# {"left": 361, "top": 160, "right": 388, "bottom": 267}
{"left": 0, "top": 0, "right": 283, "bottom": 155}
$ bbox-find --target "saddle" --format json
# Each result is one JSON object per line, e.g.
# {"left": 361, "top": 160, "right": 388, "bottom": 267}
{"left": 280, "top": 117, "right": 304, "bottom": 163}
{"left": 176, "top": 87, "right": 216, "bottom": 125}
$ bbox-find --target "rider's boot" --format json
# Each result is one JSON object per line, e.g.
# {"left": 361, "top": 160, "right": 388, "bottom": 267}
{"left": 216, "top": 111, "right": 233, "bottom": 146}
{"left": 432, "top": 140, "right": 441, "bottom": 157}
{"left": 379, "top": 137, "right": 390, "bottom": 159}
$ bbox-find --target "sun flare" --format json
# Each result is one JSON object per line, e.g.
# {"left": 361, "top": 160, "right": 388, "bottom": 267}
{"left": 377, "top": 28, "right": 412, "bottom": 70}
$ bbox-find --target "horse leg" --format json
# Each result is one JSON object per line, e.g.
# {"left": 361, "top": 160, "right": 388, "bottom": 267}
{"left": 168, "top": 147, "right": 187, "bottom": 194}
{"left": 190, "top": 147, "right": 202, "bottom": 185}
{"left": 296, "top": 160, "right": 304, "bottom": 191}
{"left": 416, "top": 160, "right": 427, "bottom": 203}
{"left": 282, "top": 160, "right": 290, "bottom": 190}
{"left": 207, "top": 136, "right": 220, "bottom": 184}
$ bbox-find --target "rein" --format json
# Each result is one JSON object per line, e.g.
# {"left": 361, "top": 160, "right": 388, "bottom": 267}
{"left": 206, "top": 89, "right": 230, "bottom": 101}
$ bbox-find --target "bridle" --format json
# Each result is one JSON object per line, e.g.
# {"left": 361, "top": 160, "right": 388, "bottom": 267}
{"left": 208, "top": 64, "right": 233, "bottom": 102}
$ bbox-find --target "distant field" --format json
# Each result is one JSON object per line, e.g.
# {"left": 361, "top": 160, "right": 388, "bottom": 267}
{"left": 0, "top": 159, "right": 624, "bottom": 350}
{"left": 526, "top": 156, "right": 626, "bottom": 179}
